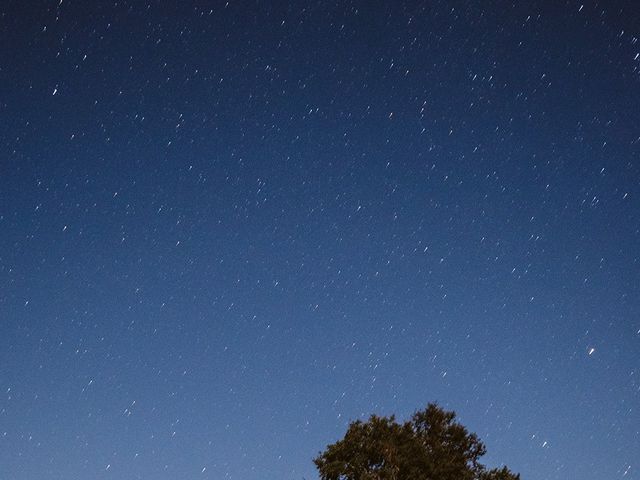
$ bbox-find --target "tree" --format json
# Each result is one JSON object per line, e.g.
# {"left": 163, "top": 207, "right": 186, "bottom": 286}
{"left": 314, "top": 403, "right": 520, "bottom": 480}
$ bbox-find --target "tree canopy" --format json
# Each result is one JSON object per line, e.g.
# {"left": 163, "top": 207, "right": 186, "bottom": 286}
{"left": 314, "top": 403, "right": 520, "bottom": 480}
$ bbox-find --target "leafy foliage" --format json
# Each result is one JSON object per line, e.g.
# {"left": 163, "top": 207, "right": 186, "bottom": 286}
{"left": 314, "top": 403, "right": 520, "bottom": 480}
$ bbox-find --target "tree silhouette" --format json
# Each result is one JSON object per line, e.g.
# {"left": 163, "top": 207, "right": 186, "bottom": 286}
{"left": 314, "top": 403, "right": 520, "bottom": 480}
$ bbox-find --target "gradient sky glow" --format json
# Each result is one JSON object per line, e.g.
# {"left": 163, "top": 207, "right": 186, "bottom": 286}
{"left": 1, "top": 1, "right": 639, "bottom": 479}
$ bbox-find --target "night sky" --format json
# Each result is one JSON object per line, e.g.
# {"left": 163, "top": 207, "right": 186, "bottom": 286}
{"left": 1, "top": 1, "right": 639, "bottom": 479}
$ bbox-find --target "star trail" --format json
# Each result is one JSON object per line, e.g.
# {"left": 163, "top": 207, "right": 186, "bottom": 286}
{"left": 1, "top": 1, "right": 639, "bottom": 479}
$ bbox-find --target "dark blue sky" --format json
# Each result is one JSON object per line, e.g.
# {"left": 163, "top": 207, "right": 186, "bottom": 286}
{"left": 1, "top": 1, "right": 639, "bottom": 479}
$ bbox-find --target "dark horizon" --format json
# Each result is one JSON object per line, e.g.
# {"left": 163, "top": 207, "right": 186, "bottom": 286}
{"left": 1, "top": 1, "right": 639, "bottom": 479}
